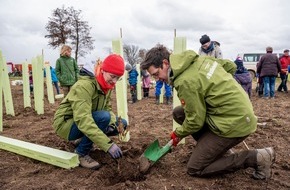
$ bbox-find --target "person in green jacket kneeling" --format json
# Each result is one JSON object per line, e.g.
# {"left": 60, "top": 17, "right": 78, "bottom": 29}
{"left": 53, "top": 54, "right": 127, "bottom": 170}
{"left": 141, "top": 44, "right": 275, "bottom": 180}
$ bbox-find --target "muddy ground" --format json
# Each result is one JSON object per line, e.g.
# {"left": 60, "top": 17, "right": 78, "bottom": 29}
{"left": 1, "top": 80, "right": 290, "bottom": 190}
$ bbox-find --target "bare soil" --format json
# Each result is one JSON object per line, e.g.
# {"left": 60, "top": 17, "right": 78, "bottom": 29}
{"left": 1, "top": 82, "right": 290, "bottom": 190}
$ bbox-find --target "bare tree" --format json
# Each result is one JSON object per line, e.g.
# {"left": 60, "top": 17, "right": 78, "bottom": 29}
{"left": 67, "top": 7, "right": 94, "bottom": 62}
{"left": 45, "top": 6, "right": 71, "bottom": 47}
{"left": 138, "top": 48, "right": 147, "bottom": 60}
{"left": 45, "top": 6, "right": 94, "bottom": 62}
{"left": 123, "top": 44, "right": 140, "bottom": 67}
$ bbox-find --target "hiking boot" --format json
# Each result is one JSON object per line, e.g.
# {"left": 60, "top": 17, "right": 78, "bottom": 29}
{"left": 252, "top": 147, "right": 275, "bottom": 180}
{"left": 155, "top": 96, "right": 160, "bottom": 105}
{"left": 78, "top": 154, "right": 101, "bottom": 170}
{"left": 166, "top": 97, "right": 172, "bottom": 105}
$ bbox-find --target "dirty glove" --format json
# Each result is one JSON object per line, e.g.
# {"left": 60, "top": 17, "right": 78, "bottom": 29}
{"left": 108, "top": 143, "right": 122, "bottom": 159}
{"left": 170, "top": 131, "right": 180, "bottom": 147}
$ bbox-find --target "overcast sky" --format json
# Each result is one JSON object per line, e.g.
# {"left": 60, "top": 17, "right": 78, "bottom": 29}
{"left": 0, "top": 0, "right": 289, "bottom": 67}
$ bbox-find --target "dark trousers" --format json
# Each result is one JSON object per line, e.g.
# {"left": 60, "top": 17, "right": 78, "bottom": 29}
{"left": 277, "top": 74, "right": 288, "bottom": 92}
{"left": 173, "top": 106, "right": 257, "bottom": 177}
{"left": 53, "top": 82, "right": 60, "bottom": 94}
{"left": 256, "top": 77, "right": 264, "bottom": 97}
{"left": 143, "top": 88, "right": 149, "bottom": 98}
{"left": 61, "top": 86, "right": 71, "bottom": 97}
{"left": 130, "top": 85, "right": 137, "bottom": 103}
{"left": 68, "top": 111, "right": 127, "bottom": 156}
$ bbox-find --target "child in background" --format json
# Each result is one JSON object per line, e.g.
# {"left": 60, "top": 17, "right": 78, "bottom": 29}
{"left": 256, "top": 73, "right": 264, "bottom": 97}
{"left": 141, "top": 69, "right": 151, "bottom": 98}
{"left": 29, "top": 71, "right": 33, "bottom": 93}
{"left": 233, "top": 57, "right": 252, "bottom": 98}
{"left": 50, "top": 66, "right": 60, "bottom": 95}
{"left": 127, "top": 64, "right": 139, "bottom": 103}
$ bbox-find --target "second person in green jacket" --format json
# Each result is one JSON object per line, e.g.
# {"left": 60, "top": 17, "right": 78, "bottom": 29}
{"left": 141, "top": 44, "right": 275, "bottom": 180}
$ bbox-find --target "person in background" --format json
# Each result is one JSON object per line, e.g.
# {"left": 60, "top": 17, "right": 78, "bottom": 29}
{"left": 257, "top": 46, "right": 281, "bottom": 99}
{"left": 127, "top": 64, "right": 139, "bottom": 103}
{"left": 55, "top": 45, "right": 79, "bottom": 96}
{"left": 277, "top": 49, "right": 290, "bottom": 93}
{"left": 29, "top": 71, "right": 33, "bottom": 93}
{"left": 198, "top": 34, "right": 223, "bottom": 59}
{"left": 141, "top": 69, "right": 151, "bottom": 98}
{"left": 233, "top": 57, "right": 252, "bottom": 98}
{"left": 50, "top": 66, "right": 60, "bottom": 95}
{"left": 53, "top": 54, "right": 127, "bottom": 170}
{"left": 141, "top": 44, "right": 275, "bottom": 180}
{"left": 155, "top": 80, "right": 172, "bottom": 105}
{"left": 256, "top": 73, "right": 264, "bottom": 97}
{"left": 255, "top": 61, "right": 264, "bottom": 97}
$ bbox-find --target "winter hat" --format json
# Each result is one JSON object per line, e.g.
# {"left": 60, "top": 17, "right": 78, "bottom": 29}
{"left": 101, "top": 54, "right": 125, "bottom": 76}
{"left": 200, "top": 35, "right": 211, "bottom": 45}
{"left": 234, "top": 57, "right": 244, "bottom": 67}
{"left": 234, "top": 57, "right": 248, "bottom": 74}
{"left": 125, "top": 63, "right": 132, "bottom": 71}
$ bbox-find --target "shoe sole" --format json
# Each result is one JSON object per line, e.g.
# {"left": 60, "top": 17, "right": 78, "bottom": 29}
{"left": 91, "top": 164, "right": 101, "bottom": 170}
{"left": 80, "top": 163, "right": 101, "bottom": 170}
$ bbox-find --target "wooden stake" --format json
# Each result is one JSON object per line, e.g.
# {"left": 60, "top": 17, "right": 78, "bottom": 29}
{"left": 243, "top": 140, "right": 250, "bottom": 150}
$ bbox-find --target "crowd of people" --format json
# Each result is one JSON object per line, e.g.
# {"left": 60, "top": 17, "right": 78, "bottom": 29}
{"left": 49, "top": 37, "right": 290, "bottom": 181}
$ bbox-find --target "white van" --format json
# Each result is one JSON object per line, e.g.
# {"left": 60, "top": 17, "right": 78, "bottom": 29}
{"left": 237, "top": 53, "right": 283, "bottom": 79}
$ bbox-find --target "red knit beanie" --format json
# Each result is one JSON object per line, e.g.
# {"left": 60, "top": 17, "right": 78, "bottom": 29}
{"left": 101, "top": 54, "right": 125, "bottom": 76}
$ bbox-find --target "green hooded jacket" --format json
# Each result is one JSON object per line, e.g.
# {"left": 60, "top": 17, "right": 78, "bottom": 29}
{"left": 52, "top": 75, "right": 116, "bottom": 152}
{"left": 55, "top": 56, "right": 79, "bottom": 86}
{"left": 170, "top": 50, "right": 257, "bottom": 138}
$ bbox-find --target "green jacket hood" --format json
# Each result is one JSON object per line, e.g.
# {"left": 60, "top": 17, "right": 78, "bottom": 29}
{"left": 170, "top": 50, "right": 199, "bottom": 81}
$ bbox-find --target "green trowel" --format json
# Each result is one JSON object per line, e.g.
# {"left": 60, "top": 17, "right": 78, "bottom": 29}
{"left": 139, "top": 139, "right": 173, "bottom": 173}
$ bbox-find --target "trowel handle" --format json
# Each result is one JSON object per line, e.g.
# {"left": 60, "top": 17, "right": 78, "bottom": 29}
{"left": 165, "top": 139, "right": 174, "bottom": 148}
